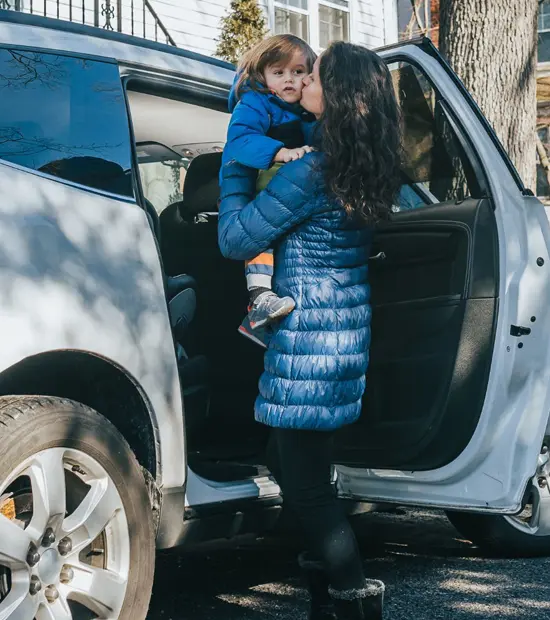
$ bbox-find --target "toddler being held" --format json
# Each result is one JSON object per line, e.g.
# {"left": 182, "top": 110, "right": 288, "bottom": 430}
{"left": 221, "top": 34, "right": 317, "bottom": 331}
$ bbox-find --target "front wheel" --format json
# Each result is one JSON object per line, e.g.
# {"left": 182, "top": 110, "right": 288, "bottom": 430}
{"left": 446, "top": 447, "right": 550, "bottom": 557}
{"left": 0, "top": 396, "right": 155, "bottom": 620}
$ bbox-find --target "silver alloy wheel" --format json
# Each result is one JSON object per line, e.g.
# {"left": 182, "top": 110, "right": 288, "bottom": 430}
{"left": 0, "top": 447, "right": 130, "bottom": 620}
{"left": 504, "top": 445, "right": 550, "bottom": 537}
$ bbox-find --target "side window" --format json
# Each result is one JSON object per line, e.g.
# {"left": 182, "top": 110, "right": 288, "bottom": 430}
{"left": 0, "top": 49, "right": 133, "bottom": 197}
{"left": 389, "top": 61, "right": 483, "bottom": 211}
{"left": 135, "top": 141, "right": 189, "bottom": 214}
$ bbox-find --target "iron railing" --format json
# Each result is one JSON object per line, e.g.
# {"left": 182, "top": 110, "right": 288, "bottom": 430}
{"left": 0, "top": 0, "right": 177, "bottom": 46}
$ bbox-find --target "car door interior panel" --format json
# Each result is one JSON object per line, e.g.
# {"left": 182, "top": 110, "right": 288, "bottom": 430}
{"left": 335, "top": 198, "right": 499, "bottom": 471}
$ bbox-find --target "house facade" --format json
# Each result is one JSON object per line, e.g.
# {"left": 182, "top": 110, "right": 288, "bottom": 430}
{"left": 3, "top": 1, "right": 414, "bottom": 57}
{"left": 156, "top": 0, "right": 400, "bottom": 57}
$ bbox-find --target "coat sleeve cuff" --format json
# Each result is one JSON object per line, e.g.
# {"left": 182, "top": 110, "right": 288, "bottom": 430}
{"left": 254, "top": 140, "right": 285, "bottom": 170}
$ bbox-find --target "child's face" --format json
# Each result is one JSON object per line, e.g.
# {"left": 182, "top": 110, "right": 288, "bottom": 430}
{"left": 264, "top": 51, "right": 309, "bottom": 104}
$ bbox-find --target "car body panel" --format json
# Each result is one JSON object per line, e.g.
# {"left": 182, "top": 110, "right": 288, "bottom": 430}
{"left": 0, "top": 160, "right": 185, "bottom": 489}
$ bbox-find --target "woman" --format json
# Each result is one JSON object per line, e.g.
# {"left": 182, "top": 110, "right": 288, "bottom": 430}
{"left": 218, "top": 41, "right": 403, "bottom": 620}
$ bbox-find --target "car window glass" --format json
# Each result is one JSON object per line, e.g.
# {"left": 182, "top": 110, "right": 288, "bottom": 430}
{"left": 0, "top": 49, "right": 133, "bottom": 197}
{"left": 135, "top": 142, "right": 188, "bottom": 214}
{"left": 389, "top": 61, "right": 480, "bottom": 211}
{"left": 396, "top": 183, "right": 429, "bottom": 211}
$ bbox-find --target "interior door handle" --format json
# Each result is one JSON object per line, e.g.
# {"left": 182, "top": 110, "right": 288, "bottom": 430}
{"left": 369, "top": 251, "right": 386, "bottom": 261}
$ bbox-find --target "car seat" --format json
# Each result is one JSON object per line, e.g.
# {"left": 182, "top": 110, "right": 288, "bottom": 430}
{"left": 159, "top": 153, "right": 266, "bottom": 452}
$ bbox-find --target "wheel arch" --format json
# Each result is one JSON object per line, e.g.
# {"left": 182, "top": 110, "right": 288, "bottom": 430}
{"left": 0, "top": 350, "right": 160, "bottom": 482}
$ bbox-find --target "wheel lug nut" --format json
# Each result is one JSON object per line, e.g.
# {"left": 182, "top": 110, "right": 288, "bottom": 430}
{"left": 60, "top": 565, "right": 74, "bottom": 584}
{"left": 57, "top": 537, "right": 72, "bottom": 556}
{"left": 26, "top": 544, "right": 40, "bottom": 567}
{"left": 45, "top": 585, "right": 59, "bottom": 604}
{"left": 29, "top": 575, "right": 42, "bottom": 595}
{"left": 41, "top": 527, "right": 55, "bottom": 547}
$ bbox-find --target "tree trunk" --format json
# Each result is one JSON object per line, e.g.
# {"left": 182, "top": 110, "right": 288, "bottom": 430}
{"left": 439, "top": 0, "right": 538, "bottom": 190}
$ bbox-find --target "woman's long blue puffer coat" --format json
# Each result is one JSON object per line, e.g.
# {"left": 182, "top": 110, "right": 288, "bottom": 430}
{"left": 218, "top": 153, "right": 373, "bottom": 431}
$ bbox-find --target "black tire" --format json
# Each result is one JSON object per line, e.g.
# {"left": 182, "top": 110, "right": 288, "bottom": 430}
{"left": 446, "top": 509, "right": 550, "bottom": 558}
{"left": 0, "top": 395, "right": 155, "bottom": 619}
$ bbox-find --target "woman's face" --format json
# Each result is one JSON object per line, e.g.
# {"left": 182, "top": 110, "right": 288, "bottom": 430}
{"left": 301, "top": 57, "right": 324, "bottom": 119}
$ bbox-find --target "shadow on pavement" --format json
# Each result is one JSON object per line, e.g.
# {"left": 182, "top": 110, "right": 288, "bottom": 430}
{"left": 148, "top": 508, "right": 550, "bottom": 619}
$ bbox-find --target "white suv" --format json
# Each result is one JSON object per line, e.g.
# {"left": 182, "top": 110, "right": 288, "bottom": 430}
{"left": 1, "top": 10, "right": 550, "bottom": 620}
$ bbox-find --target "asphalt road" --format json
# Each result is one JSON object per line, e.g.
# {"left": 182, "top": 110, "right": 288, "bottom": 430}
{"left": 148, "top": 507, "right": 550, "bottom": 619}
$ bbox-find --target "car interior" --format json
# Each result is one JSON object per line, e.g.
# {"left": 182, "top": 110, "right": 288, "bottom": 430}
{"left": 124, "top": 59, "right": 499, "bottom": 483}
{"left": 127, "top": 89, "right": 270, "bottom": 482}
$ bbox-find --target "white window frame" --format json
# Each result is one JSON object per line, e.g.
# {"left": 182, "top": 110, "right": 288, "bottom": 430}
{"left": 273, "top": 0, "right": 311, "bottom": 45}
{"left": 267, "top": 0, "right": 353, "bottom": 52}
{"left": 273, "top": 0, "right": 310, "bottom": 20}
{"left": 384, "top": 0, "right": 399, "bottom": 45}
{"left": 317, "top": 0, "right": 351, "bottom": 51}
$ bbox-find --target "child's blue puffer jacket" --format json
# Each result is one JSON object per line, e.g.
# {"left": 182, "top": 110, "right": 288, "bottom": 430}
{"left": 221, "top": 77, "right": 314, "bottom": 174}
{"left": 218, "top": 153, "right": 373, "bottom": 431}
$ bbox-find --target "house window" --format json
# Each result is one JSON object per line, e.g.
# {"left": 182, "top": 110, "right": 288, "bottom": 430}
{"left": 270, "top": 0, "right": 350, "bottom": 50}
{"left": 540, "top": 1, "right": 550, "bottom": 31}
{"left": 274, "top": 0, "right": 309, "bottom": 41}
{"left": 275, "top": 0, "right": 308, "bottom": 8}
{"left": 539, "top": 0, "right": 550, "bottom": 63}
{"left": 319, "top": 1, "right": 350, "bottom": 49}
{"left": 275, "top": 2, "right": 309, "bottom": 41}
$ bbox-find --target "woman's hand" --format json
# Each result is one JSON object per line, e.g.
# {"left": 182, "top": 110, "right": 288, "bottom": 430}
{"left": 274, "top": 145, "right": 314, "bottom": 163}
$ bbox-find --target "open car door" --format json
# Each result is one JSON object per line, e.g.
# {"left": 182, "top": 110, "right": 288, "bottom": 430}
{"left": 334, "top": 40, "right": 550, "bottom": 548}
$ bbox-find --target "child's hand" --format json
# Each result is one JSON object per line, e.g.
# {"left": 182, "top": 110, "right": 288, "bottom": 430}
{"left": 274, "top": 146, "right": 314, "bottom": 163}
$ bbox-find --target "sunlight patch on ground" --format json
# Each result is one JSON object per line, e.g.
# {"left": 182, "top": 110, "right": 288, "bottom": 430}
{"left": 216, "top": 582, "right": 306, "bottom": 612}
{"left": 446, "top": 569, "right": 510, "bottom": 582}
{"left": 451, "top": 602, "right": 522, "bottom": 615}
{"left": 439, "top": 578, "right": 495, "bottom": 594}
{"left": 249, "top": 583, "right": 302, "bottom": 596}
{"left": 515, "top": 599, "right": 550, "bottom": 609}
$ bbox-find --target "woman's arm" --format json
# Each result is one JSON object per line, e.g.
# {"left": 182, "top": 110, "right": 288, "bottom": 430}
{"left": 226, "top": 91, "right": 284, "bottom": 170}
{"left": 218, "top": 155, "right": 319, "bottom": 261}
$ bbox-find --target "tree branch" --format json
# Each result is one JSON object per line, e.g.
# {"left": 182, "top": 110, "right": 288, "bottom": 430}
{"left": 409, "top": 0, "right": 429, "bottom": 36}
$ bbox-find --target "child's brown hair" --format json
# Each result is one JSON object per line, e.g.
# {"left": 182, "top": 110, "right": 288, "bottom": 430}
{"left": 235, "top": 34, "right": 317, "bottom": 100}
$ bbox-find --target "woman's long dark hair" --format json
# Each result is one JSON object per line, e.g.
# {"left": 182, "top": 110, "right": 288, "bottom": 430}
{"left": 318, "top": 42, "right": 403, "bottom": 223}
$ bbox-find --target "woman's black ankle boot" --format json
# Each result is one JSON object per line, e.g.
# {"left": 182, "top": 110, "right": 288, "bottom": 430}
{"left": 328, "top": 580, "right": 385, "bottom": 619}
{"left": 298, "top": 552, "right": 337, "bottom": 619}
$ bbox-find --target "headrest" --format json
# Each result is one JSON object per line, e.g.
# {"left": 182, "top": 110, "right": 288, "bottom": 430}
{"left": 180, "top": 152, "right": 222, "bottom": 218}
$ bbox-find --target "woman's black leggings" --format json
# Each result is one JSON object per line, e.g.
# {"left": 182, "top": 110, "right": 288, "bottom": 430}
{"left": 267, "top": 427, "right": 365, "bottom": 591}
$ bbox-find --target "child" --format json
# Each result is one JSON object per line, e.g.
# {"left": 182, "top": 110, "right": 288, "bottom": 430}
{"left": 221, "top": 34, "right": 317, "bottom": 331}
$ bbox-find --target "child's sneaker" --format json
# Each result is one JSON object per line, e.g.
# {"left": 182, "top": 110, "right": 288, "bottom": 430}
{"left": 248, "top": 291, "right": 295, "bottom": 330}
{"left": 238, "top": 314, "right": 272, "bottom": 349}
